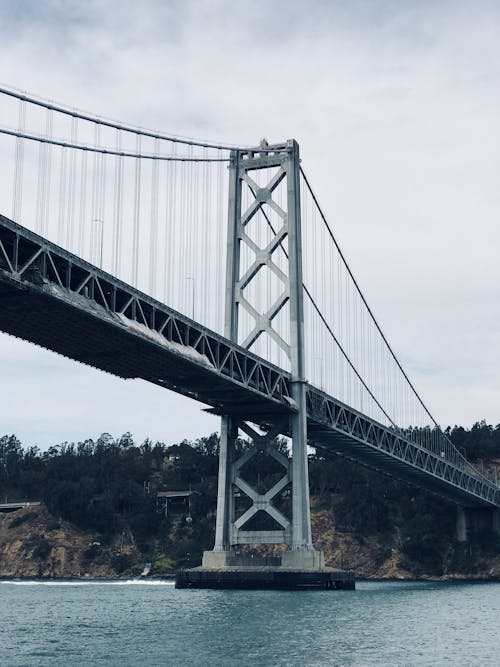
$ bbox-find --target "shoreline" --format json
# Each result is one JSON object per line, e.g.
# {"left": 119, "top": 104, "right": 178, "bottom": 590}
{"left": 1, "top": 573, "right": 499, "bottom": 583}
{"left": 2, "top": 504, "right": 498, "bottom": 583}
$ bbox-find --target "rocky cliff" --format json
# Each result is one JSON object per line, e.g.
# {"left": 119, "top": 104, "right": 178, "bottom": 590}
{"left": 1, "top": 502, "right": 499, "bottom": 580}
{"left": 311, "top": 505, "right": 500, "bottom": 580}
{"left": 0, "top": 505, "right": 138, "bottom": 578}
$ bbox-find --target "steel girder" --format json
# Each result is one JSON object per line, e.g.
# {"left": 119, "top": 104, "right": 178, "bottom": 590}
{"left": 0, "top": 214, "right": 292, "bottom": 415}
{"left": 0, "top": 213, "right": 498, "bottom": 510}
{"left": 306, "top": 388, "right": 499, "bottom": 508}
{"left": 230, "top": 421, "right": 292, "bottom": 545}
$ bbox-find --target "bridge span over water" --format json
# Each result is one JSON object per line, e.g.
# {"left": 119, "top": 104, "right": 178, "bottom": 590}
{"left": 0, "top": 215, "right": 497, "bottom": 513}
{"left": 0, "top": 87, "right": 498, "bottom": 569}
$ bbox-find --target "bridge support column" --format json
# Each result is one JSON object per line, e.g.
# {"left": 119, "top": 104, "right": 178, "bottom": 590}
{"left": 288, "top": 379, "right": 314, "bottom": 553}
{"left": 456, "top": 507, "right": 468, "bottom": 543}
{"left": 202, "top": 140, "right": 324, "bottom": 573}
{"left": 203, "top": 416, "right": 236, "bottom": 569}
{"left": 212, "top": 415, "right": 236, "bottom": 553}
{"left": 456, "top": 507, "right": 500, "bottom": 542}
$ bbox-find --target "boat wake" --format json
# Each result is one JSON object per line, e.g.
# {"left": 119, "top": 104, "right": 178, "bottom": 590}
{"left": 0, "top": 578, "right": 175, "bottom": 586}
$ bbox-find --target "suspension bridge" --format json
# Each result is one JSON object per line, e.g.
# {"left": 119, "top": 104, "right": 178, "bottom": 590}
{"left": 0, "top": 86, "right": 498, "bottom": 586}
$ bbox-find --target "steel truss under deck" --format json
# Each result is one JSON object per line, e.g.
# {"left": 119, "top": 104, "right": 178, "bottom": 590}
{"left": 0, "top": 213, "right": 498, "bottom": 510}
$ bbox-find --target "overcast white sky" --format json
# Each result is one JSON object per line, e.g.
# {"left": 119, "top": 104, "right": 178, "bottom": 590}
{"left": 0, "top": 0, "right": 499, "bottom": 449}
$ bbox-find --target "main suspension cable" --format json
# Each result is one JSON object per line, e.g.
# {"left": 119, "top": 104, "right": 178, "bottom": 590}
{"left": 245, "top": 183, "right": 398, "bottom": 429}
{"left": 300, "top": 165, "right": 443, "bottom": 434}
{"left": 0, "top": 126, "right": 230, "bottom": 161}
{"left": 0, "top": 85, "right": 240, "bottom": 151}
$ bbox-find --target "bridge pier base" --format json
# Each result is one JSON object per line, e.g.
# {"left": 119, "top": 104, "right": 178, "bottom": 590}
{"left": 179, "top": 548, "right": 353, "bottom": 590}
{"left": 176, "top": 564, "right": 355, "bottom": 590}
{"left": 201, "top": 547, "right": 325, "bottom": 570}
{"left": 201, "top": 550, "right": 234, "bottom": 569}
{"left": 174, "top": 140, "right": 356, "bottom": 591}
{"left": 281, "top": 548, "right": 325, "bottom": 570}
{"left": 456, "top": 506, "right": 500, "bottom": 542}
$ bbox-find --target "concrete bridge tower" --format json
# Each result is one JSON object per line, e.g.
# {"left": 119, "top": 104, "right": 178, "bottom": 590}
{"left": 201, "top": 140, "right": 325, "bottom": 572}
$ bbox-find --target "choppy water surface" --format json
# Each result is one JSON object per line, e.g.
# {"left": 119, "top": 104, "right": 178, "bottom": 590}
{"left": 0, "top": 579, "right": 498, "bottom": 666}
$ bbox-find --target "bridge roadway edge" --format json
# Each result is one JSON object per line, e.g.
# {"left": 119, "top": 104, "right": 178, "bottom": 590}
{"left": 0, "top": 214, "right": 498, "bottom": 513}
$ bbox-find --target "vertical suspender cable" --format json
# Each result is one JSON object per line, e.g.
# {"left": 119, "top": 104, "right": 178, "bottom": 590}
{"left": 36, "top": 113, "right": 48, "bottom": 234}
{"left": 57, "top": 140, "right": 68, "bottom": 245}
{"left": 112, "top": 129, "right": 123, "bottom": 277}
{"left": 43, "top": 109, "right": 53, "bottom": 238}
{"left": 12, "top": 99, "right": 26, "bottom": 222}
{"left": 90, "top": 123, "right": 100, "bottom": 263}
{"left": 98, "top": 146, "right": 106, "bottom": 269}
{"left": 78, "top": 149, "right": 88, "bottom": 259}
{"left": 67, "top": 117, "right": 78, "bottom": 250}
{"left": 216, "top": 150, "right": 223, "bottom": 333}
{"left": 190, "top": 144, "right": 197, "bottom": 318}
{"left": 163, "top": 141, "right": 177, "bottom": 305}
{"left": 201, "top": 147, "right": 209, "bottom": 326}
{"left": 149, "top": 138, "right": 160, "bottom": 296}
{"left": 132, "top": 133, "right": 142, "bottom": 286}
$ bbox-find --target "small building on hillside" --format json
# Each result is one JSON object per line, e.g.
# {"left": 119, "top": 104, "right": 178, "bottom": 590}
{"left": 157, "top": 491, "right": 192, "bottom": 519}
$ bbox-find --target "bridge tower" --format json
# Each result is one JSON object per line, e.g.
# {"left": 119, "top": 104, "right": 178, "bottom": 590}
{"left": 202, "top": 140, "right": 324, "bottom": 570}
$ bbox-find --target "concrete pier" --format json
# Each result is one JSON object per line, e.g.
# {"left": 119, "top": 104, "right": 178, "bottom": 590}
{"left": 175, "top": 566, "right": 355, "bottom": 590}
{"left": 456, "top": 506, "right": 500, "bottom": 541}
{"left": 175, "top": 551, "right": 355, "bottom": 590}
{"left": 180, "top": 142, "right": 357, "bottom": 592}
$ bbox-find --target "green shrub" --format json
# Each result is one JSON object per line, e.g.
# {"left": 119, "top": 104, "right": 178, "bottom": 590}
{"left": 152, "top": 554, "right": 175, "bottom": 573}
{"left": 311, "top": 496, "right": 331, "bottom": 513}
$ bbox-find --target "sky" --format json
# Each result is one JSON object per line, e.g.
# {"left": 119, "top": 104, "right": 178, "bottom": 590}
{"left": 0, "top": 0, "right": 499, "bottom": 449}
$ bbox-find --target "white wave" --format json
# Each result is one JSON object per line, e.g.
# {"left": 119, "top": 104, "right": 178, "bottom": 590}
{"left": 0, "top": 578, "right": 175, "bottom": 586}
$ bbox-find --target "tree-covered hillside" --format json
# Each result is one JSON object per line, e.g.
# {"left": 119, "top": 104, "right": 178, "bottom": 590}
{"left": 0, "top": 421, "right": 499, "bottom": 576}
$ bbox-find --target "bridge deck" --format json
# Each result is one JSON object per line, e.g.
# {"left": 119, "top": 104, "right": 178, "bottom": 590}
{"left": 0, "top": 501, "right": 41, "bottom": 513}
{"left": 0, "top": 214, "right": 498, "bottom": 510}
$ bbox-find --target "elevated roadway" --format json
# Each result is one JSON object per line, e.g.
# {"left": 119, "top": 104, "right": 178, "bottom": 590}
{"left": 0, "top": 214, "right": 498, "bottom": 509}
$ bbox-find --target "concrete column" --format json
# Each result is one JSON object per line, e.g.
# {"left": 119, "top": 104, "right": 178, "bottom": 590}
{"left": 456, "top": 506, "right": 468, "bottom": 542}
{"left": 457, "top": 506, "right": 500, "bottom": 541}
{"left": 209, "top": 148, "right": 240, "bottom": 560}
{"left": 213, "top": 416, "right": 235, "bottom": 551}
{"left": 290, "top": 382, "right": 312, "bottom": 550}
{"left": 287, "top": 140, "right": 313, "bottom": 551}
{"left": 207, "top": 140, "right": 316, "bottom": 562}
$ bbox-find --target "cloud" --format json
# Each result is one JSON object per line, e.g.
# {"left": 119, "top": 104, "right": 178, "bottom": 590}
{"left": 0, "top": 335, "right": 218, "bottom": 448}
{"left": 0, "top": 1, "right": 499, "bottom": 446}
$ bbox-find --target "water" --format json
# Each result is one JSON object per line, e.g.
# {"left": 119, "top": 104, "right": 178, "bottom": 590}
{"left": 0, "top": 579, "right": 498, "bottom": 666}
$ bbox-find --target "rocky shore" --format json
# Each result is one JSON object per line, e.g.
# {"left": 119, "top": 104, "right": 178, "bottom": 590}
{"left": 0, "top": 505, "right": 135, "bottom": 578}
{"left": 2, "top": 503, "right": 499, "bottom": 581}
{"left": 311, "top": 507, "right": 500, "bottom": 581}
